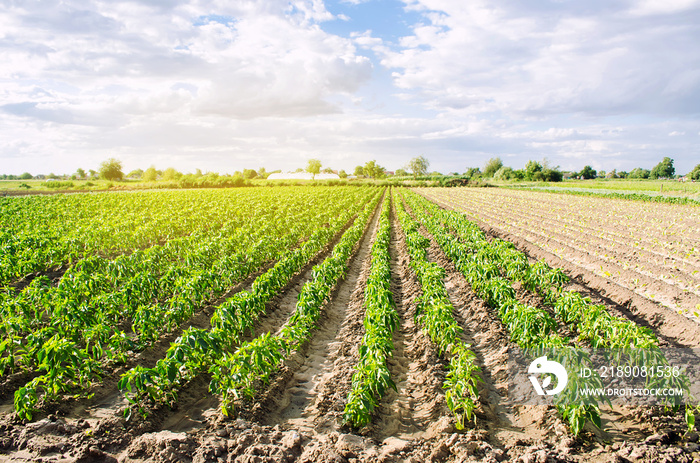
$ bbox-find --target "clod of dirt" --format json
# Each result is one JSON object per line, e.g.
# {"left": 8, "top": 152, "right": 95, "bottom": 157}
{"left": 122, "top": 431, "right": 197, "bottom": 463}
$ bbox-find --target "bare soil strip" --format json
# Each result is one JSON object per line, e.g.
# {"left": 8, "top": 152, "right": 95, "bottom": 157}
{"left": 277, "top": 199, "right": 383, "bottom": 433}
{"left": 419, "top": 189, "right": 700, "bottom": 348}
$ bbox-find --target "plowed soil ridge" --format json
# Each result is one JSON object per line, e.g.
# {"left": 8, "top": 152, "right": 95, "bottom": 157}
{"left": 418, "top": 189, "right": 700, "bottom": 348}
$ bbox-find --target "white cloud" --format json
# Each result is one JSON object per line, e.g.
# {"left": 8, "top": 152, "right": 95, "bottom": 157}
{"left": 1, "top": 0, "right": 700, "bottom": 176}
{"left": 0, "top": 0, "right": 371, "bottom": 124}
{"left": 629, "top": 0, "right": 700, "bottom": 16}
{"left": 377, "top": 0, "right": 700, "bottom": 118}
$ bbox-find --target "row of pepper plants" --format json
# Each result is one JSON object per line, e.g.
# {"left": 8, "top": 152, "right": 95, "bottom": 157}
{"left": 2, "top": 209, "right": 297, "bottom": 369}
{"left": 408, "top": 189, "right": 697, "bottom": 433}
{"left": 393, "top": 189, "right": 480, "bottom": 430}
{"left": 342, "top": 194, "right": 399, "bottom": 428}
{"left": 209, "top": 191, "right": 382, "bottom": 417}
{"left": 118, "top": 190, "right": 382, "bottom": 419}
{"left": 415, "top": 190, "right": 685, "bottom": 372}
{"left": 5, "top": 187, "right": 377, "bottom": 420}
{"left": 402, "top": 190, "right": 602, "bottom": 436}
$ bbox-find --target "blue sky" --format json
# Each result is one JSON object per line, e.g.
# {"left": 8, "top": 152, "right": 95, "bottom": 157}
{"left": 1, "top": 0, "right": 699, "bottom": 175}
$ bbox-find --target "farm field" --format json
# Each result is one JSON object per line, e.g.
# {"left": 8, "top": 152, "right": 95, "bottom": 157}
{"left": 418, "top": 187, "right": 700, "bottom": 337}
{"left": 0, "top": 186, "right": 698, "bottom": 462}
{"left": 505, "top": 179, "right": 700, "bottom": 199}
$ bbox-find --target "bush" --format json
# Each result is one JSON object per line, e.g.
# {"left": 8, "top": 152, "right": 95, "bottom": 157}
{"left": 493, "top": 166, "right": 514, "bottom": 180}
{"left": 42, "top": 181, "right": 74, "bottom": 189}
{"left": 690, "top": 164, "right": 700, "bottom": 181}
{"left": 628, "top": 167, "right": 650, "bottom": 179}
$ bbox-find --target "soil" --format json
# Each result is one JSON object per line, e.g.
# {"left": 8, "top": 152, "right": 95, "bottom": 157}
{"left": 0, "top": 192, "right": 698, "bottom": 463}
{"left": 417, "top": 187, "right": 700, "bottom": 348}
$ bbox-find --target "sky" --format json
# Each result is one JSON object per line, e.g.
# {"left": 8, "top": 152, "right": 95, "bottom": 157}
{"left": 1, "top": 0, "right": 700, "bottom": 176}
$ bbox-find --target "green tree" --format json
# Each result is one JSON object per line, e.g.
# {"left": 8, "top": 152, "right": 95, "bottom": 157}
{"left": 242, "top": 168, "right": 258, "bottom": 179}
{"left": 689, "top": 164, "right": 700, "bottom": 181}
{"left": 338, "top": 170, "right": 347, "bottom": 178}
{"left": 650, "top": 157, "right": 675, "bottom": 179}
{"left": 464, "top": 167, "right": 482, "bottom": 179}
{"left": 99, "top": 158, "right": 124, "bottom": 181}
{"left": 143, "top": 166, "right": 157, "bottom": 182}
{"left": 628, "top": 167, "right": 650, "bottom": 179}
{"left": 353, "top": 165, "right": 364, "bottom": 177}
{"left": 364, "top": 160, "right": 386, "bottom": 179}
{"left": 127, "top": 169, "right": 144, "bottom": 179}
{"left": 306, "top": 159, "right": 322, "bottom": 179}
{"left": 395, "top": 168, "right": 408, "bottom": 177}
{"left": 88, "top": 169, "right": 98, "bottom": 179}
{"left": 578, "top": 165, "right": 597, "bottom": 179}
{"left": 408, "top": 156, "right": 429, "bottom": 178}
{"left": 75, "top": 168, "right": 86, "bottom": 179}
{"left": 483, "top": 157, "right": 503, "bottom": 177}
{"left": 162, "top": 167, "right": 181, "bottom": 181}
{"left": 20, "top": 172, "right": 32, "bottom": 180}
{"left": 525, "top": 160, "right": 543, "bottom": 180}
{"left": 257, "top": 167, "right": 267, "bottom": 179}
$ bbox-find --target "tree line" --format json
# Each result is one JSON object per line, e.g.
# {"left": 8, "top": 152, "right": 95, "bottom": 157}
{"left": 4, "top": 156, "right": 699, "bottom": 183}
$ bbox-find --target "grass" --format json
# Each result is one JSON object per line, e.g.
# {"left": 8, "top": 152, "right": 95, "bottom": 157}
{"left": 0, "top": 179, "right": 149, "bottom": 194}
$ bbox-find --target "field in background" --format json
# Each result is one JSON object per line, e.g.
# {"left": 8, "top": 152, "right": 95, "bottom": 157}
{"left": 500, "top": 178, "right": 700, "bottom": 199}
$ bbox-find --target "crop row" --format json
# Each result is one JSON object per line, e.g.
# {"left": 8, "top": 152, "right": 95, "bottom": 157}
{"left": 343, "top": 194, "right": 397, "bottom": 428}
{"left": 393, "top": 189, "right": 480, "bottom": 430}
{"left": 0, "top": 188, "right": 372, "bottom": 286}
{"left": 425, "top": 188, "right": 699, "bottom": 264}
{"left": 510, "top": 185, "right": 700, "bottom": 206}
{"left": 1, "top": 189, "right": 257, "bottom": 285}
{"left": 119, "top": 190, "right": 382, "bottom": 418}
{"left": 2, "top": 208, "right": 309, "bottom": 373}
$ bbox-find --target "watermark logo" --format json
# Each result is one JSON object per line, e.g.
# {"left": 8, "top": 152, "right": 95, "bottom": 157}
{"left": 528, "top": 356, "right": 568, "bottom": 396}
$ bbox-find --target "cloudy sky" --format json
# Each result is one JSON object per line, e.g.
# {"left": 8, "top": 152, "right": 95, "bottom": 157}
{"left": 1, "top": 0, "right": 699, "bottom": 175}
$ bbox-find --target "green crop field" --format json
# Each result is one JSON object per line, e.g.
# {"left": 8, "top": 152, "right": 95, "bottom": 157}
{"left": 1, "top": 185, "right": 698, "bottom": 462}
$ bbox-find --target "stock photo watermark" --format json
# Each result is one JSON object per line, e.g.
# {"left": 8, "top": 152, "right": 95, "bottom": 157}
{"left": 509, "top": 348, "right": 700, "bottom": 407}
